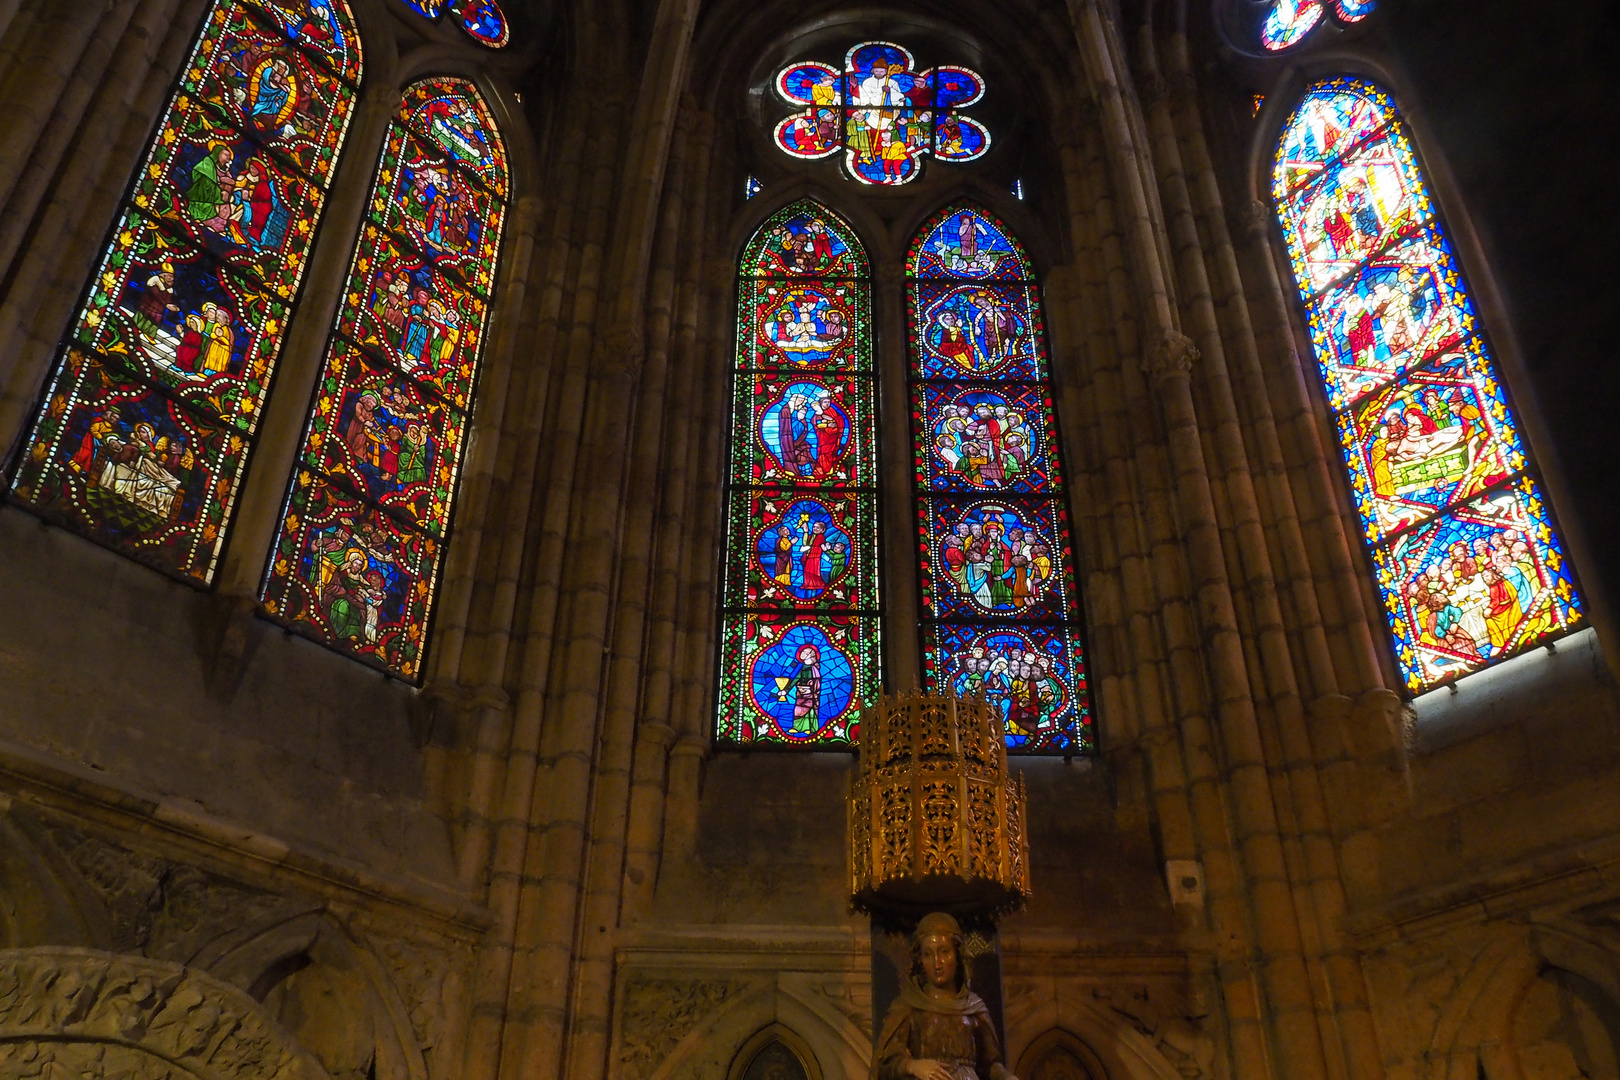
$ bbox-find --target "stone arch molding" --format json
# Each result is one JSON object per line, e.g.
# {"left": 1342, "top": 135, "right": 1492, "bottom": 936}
{"left": 1003, "top": 984, "right": 1211, "bottom": 1080}
{"left": 0, "top": 946, "right": 333, "bottom": 1080}
{"left": 1415, "top": 917, "right": 1620, "bottom": 1080}
{"left": 615, "top": 973, "right": 870, "bottom": 1080}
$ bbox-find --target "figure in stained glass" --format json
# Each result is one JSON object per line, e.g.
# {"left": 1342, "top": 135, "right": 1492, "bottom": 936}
{"left": 772, "top": 42, "right": 988, "bottom": 186}
{"left": 1273, "top": 79, "right": 1580, "bottom": 691}
{"left": 456, "top": 0, "right": 510, "bottom": 47}
{"left": 1259, "top": 0, "right": 1375, "bottom": 49}
{"left": 760, "top": 381, "right": 851, "bottom": 483}
{"left": 757, "top": 284, "right": 853, "bottom": 366}
{"left": 924, "top": 624, "right": 1085, "bottom": 751}
{"left": 907, "top": 203, "right": 1091, "bottom": 752}
{"left": 8, "top": 0, "right": 360, "bottom": 583}
{"left": 263, "top": 77, "right": 506, "bottom": 680}
{"left": 718, "top": 201, "right": 879, "bottom": 747}
{"left": 921, "top": 383, "right": 1055, "bottom": 494}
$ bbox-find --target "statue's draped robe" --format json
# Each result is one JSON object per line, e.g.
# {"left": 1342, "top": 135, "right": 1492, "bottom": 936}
{"left": 873, "top": 980, "right": 1011, "bottom": 1080}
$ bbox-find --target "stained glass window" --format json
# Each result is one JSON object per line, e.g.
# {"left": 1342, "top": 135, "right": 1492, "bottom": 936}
{"left": 907, "top": 205, "right": 1091, "bottom": 753}
{"left": 1260, "top": 0, "right": 1374, "bottom": 50}
{"left": 455, "top": 0, "right": 509, "bottom": 48}
{"left": 716, "top": 201, "right": 880, "bottom": 746}
{"left": 260, "top": 77, "right": 507, "bottom": 681}
{"left": 7, "top": 0, "right": 361, "bottom": 583}
{"left": 774, "top": 42, "right": 989, "bottom": 187}
{"left": 1274, "top": 78, "right": 1582, "bottom": 692}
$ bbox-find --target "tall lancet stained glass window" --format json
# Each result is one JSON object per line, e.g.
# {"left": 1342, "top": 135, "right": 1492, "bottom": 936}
{"left": 1274, "top": 78, "right": 1582, "bottom": 692}
{"left": 716, "top": 201, "right": 880, "bottom": 747}
{"left": 8, "top": 0, "right": 362, "bottom": 582}
{"left": 261, "top": 78, "right": 508, "bottom": 681}
{"left": 908, "top": 205, "right": 1090, "bottom": 752}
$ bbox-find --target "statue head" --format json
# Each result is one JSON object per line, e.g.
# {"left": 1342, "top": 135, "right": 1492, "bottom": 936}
{"left": 912, "top": 911, "right": 966, "bottom": 993}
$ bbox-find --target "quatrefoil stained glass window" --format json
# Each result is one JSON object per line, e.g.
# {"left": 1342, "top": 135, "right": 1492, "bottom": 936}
{"left": 773, "top": 42, "right": 989, "bottom": 186}
{"left": 1261, "top": 0, "right": 1374, "bottom": 51}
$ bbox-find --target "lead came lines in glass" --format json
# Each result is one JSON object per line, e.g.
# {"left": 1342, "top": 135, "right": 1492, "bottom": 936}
{"left": 7, "top": 0, "right": 363, "bottom": 584}
{"left": 260, "top": 77, "right": 508, "bottom": 682}
{"left": 1273, "top": 78, "right": 1581, "bottom": 691}
{"left": 906, "top": 204, "right": 1092, "bottom": 753}
{"left": 715, "top": 201, "right": 882, "bottom": 747}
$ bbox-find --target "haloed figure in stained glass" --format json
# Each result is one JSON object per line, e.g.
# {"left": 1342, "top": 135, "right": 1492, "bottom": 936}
{"left": 773, "top": 42, "right": 989, "bottom": 187}
{"left": 1273, "top": 79, "right": 1580, "bottom": 691}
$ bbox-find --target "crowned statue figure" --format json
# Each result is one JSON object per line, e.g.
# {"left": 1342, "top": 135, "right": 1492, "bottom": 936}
{"left": 872, "top": 913, "right": 1020, "bottom": 1080}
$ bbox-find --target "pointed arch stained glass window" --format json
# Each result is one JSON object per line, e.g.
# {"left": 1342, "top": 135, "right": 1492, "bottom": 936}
{"left": 7, "top": 0, "right": 362, "bottom": 583}
{"left": 907, "top": 205, "right": 1091, "bottom": 752}
{"left": 716, "top": 201, "right": 880, "bottom": 746}
{"left": 260, "top": 77, "right": 508, "bottom": 681}
{"left": 1274, "top": 78, "right": 1582, "bottom": 692}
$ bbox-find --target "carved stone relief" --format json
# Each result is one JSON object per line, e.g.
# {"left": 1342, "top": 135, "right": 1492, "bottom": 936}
{"left": 373, "top": 933, "right": 470, "bottom": 1058}
{"left": 1093, "top": 985, "right": 1213, "bottom": 1080}
{"left": 0, "top": 947, "right": 333, "bottom": 1080}
{"left": 40, "top": 822, "right": 304, "bottom": 963}
{"left": 618, "top": 978, "right": 751, "bottom": 1080}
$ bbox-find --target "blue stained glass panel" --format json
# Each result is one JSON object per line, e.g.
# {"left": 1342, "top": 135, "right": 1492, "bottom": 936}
{"left": 908, "top": 203, "right": 1091, "bottom": 752}
{"left": 908, "top": 207, "right": 1030, "bottom": 280}
{"left": 456, "top": 0, "right": 509, "bottom": 47}
{"left": 922, "top": 622, "right": 1089, "bottom": 752}
{"left": 910, "top": 281, "right": 1045, "bottom": 381}
{"left": 915, "top": 381, "right": 1059, "bottom": 495}
{"left": 1261, "top": 0, "right": 1324, "bottom": 49}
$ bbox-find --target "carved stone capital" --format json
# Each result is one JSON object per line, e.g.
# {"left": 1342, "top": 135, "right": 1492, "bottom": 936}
{"left": 1231, "top": 199, "right": 1273, "bottom": 245}
{"left": 1141, "top": 330, "right": 1199, "bottom": 386}
{"left": 636, "top": 721, "right": 679, "bottom": 749}
{"left": 594, "top": 324, "right": 647, "bottom": 380}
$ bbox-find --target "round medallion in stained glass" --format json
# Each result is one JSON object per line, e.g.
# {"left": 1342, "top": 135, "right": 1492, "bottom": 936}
{"left": 759, "top": 379, "right": 854, "bottom": 484}
{"left": 935, "top": 626, "right": 1079, "bottom": 742}
{"left": 748, "top": 622, "right": 857, "bottom": 740}
{"left": 456, "top": 0, "right": 510, "bottom": 48}
{"left": 772, "top": 42, "right": 989, "bottom": 186}
{"left": 924, "top": 385, "right": 1051, "bottom": 493}
{"left": 754, "top": 283, "right": 858, "bottom": 368}
{"left": 932, "top": 501, "right": 1060, "bottom": 617}
{"left": 754, "top": 496, "right": 856, "bottom": 603}
{"left": 915, "top": 283, "right": 1038, "bottom": 379}
{"left": 1261, "top": 0, "right": 1325, "bottom": 50}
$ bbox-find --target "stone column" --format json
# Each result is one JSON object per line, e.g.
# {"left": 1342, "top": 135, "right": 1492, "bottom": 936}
{"left": 876, "top": 261, "right": 922, "bottom": 690}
